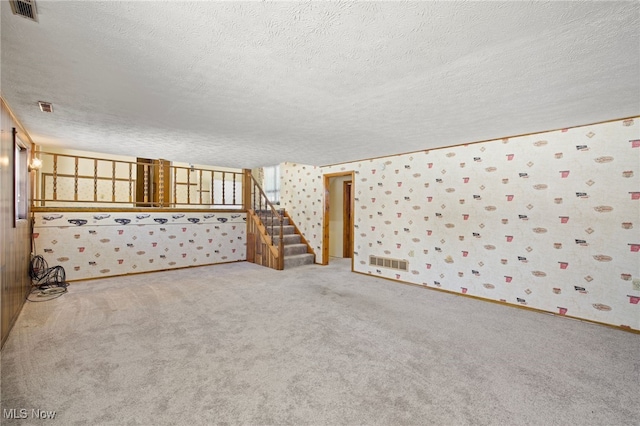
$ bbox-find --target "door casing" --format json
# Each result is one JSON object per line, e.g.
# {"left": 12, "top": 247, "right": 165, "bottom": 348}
{"left": 322, "top": 171, "right": 354, "bottom": 270}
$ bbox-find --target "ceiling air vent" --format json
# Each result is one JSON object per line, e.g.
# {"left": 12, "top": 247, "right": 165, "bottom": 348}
{"left": 38, "top": 101, "right": 53, "bottom": 113}
{"left": 369, "top": 255, "right": 408, "bottom": 272}
{"left": 10, "top": 0, "right": 38, "bottom": 22}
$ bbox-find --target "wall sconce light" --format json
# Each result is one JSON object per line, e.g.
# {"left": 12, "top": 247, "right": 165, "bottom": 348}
{"left": 29, "top": 157, "right": 42, "bottom": 171}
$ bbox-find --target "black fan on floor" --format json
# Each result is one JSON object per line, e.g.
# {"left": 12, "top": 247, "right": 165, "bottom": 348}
{"left": 28, "top": 255, "right": 68, "bottom": 302}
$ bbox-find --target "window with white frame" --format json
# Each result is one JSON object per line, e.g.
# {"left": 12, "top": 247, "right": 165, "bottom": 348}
{"left": 14, "top": 133, "right": 29, "bottom": 221}
{"left": 263, "top": 165, "right": 280, "bottom": 204}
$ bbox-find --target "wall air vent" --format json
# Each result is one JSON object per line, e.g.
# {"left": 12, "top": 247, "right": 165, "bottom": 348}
{"left": 369, "top": 255, "right": 408, "bottom": 272}
{"left": 10, "top": 0, "right": 38, "bottom": 22}
{"left": 38, "top": 101, "right": 53, "bottom": 113}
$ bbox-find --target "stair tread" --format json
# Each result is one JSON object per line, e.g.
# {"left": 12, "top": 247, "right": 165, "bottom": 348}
{"left": 284, "top": 243, "right": 307, "bottom": 255}
{"left": 263, "top": 224, "right": 294, "bottom": 230}
{"left": 284, "top": 253, "right": 314, "bottom": 259}
{"left": 278, "top": 234, "right": 301, "bottom": 245}
{"left": 283, "top": 253, "right": 315, "bottom": 269}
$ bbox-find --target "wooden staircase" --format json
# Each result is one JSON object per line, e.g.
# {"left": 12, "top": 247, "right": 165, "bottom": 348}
{"left": 246, "top": 176, "right": 315, "bottom": 270}
{"left": 259, "top": 212, "right": 315, "bottom": 269}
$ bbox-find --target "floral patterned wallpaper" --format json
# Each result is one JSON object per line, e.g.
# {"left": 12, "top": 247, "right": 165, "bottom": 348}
{"left": 33, "top": 212, "right": 246, "bottom": 281}
{"left": 280, "top": 162, "right": 324, "bottom": 261}
{"left": 281, "top": 118, "right": 640, "bottom": 330}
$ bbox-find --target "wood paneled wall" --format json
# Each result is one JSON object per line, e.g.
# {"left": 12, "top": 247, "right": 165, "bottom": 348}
{"left": 1, "top": 98, "right": 32, "bottom": 348}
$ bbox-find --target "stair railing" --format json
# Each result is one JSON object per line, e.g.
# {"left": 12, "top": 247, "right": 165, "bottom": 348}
{"left": 249, "top": 174, "right": 284, "bottom": 270}
{"left": 31, "top": 150, "right": 244, "bottom": 209}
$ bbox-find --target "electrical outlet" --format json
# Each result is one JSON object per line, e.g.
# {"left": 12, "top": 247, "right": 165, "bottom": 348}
{"left": 633, "top": 279, "right": 640, "bottom": 291}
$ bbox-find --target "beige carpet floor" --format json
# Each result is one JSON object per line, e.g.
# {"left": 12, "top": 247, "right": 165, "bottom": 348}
{"left": 1, "top": 258, "right": 638, "bottom": 425}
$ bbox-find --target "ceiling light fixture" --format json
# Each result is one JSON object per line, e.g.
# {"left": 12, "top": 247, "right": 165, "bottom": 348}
{"left": 38, "top": 101, "right": 53, "bottom": 113}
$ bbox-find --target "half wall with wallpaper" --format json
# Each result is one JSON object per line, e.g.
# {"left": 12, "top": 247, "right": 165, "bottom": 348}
{"left": 281, "top": 117, "right": 640, "bottom": 331}
{"left": 28, "top": 147, "right": 250, "bottom": 282}
{"left": 33, "top": 211, "right": 246, "bottom": 282}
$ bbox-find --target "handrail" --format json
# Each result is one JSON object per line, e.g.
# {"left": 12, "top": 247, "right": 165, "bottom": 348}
{"left": 249, "top": 174, "right": 284, "bottom": 270}
{"left": 31, "top": 150, "right": 244, "bottom": 209}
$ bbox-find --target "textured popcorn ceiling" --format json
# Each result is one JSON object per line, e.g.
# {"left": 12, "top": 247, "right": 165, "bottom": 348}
{"left": 1, "top": 1, "right": 639, "bottom": 169}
